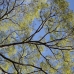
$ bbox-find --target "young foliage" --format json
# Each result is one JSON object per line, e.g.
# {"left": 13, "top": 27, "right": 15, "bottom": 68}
{"left": 0, "top": 0, "right": 74, "bottom": 74}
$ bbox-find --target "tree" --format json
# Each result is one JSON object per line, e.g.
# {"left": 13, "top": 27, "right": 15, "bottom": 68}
{"left": 0, "top": 0, "right": 74, "bottom": 74}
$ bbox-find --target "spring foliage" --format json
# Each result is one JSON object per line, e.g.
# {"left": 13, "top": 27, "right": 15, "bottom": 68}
{"left": 0, "top": 0, "right": 74, "bottom": 74}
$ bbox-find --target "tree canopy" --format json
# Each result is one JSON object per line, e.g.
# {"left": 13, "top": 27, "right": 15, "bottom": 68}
{"left": 0, "top": 0, "right": 74, "bottom": 74}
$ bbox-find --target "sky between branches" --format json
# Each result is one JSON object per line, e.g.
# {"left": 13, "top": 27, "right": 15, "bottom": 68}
{"left": 67, "top": 0, "right": 74, "bottom": 11}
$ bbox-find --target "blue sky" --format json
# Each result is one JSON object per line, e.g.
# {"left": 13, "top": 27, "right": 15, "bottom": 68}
{"left": 67, "top": 0, "right": 74, "bottom": 11}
